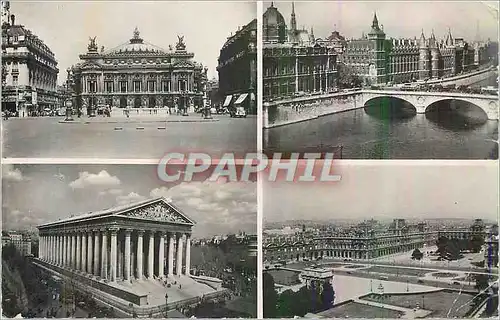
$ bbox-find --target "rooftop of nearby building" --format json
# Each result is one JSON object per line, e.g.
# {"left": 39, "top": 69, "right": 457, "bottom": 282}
{"left": 2, "top": 15, "right": 56, "bottom": 59}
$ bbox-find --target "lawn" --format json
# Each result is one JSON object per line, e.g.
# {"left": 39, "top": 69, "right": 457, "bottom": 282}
{"left": 265, "top": 270, "right": 301, "bottom": 286}
{"left": 361, "top": 291, "right": 476, "bottom": 318}
{"left": 317, "top": 301, "right": 404, "bottom": 318}
{"left": 364, "top": 266, "right": 432, "bottom": 277}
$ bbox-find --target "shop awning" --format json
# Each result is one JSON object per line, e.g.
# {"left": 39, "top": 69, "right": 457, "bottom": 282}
{"left": 223, "top": 95, "right": 232, "bottom": 107}
{"left": 234, "top": 93, "right": 248, "bottom": 105}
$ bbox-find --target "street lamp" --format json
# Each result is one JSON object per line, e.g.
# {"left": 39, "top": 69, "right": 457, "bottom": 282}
{"left": 65, "top": 68, "right": 74, "bottom": 121}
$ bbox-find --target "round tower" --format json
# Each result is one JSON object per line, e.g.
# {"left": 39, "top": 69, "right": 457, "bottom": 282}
{"left": 429, "top": 30, "right": 442, "bottom": 78}
{"left": 418, "top": 30, "right": 430, "bottom": 80}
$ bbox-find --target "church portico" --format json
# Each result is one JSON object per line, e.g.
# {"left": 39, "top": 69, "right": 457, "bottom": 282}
{"left": 36, "top": 197, "right": 226, "bottom": 315}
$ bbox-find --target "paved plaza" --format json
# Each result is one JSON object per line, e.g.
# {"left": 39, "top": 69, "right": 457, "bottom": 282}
{"left": 3, "top": 114, "right": 256, "bottom": 158}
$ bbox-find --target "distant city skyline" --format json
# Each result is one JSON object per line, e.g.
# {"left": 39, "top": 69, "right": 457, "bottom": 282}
{"left": 8, "top": 1, "right": 256, "bottom": 84}
{"left": 2, "top": 165, "right": 257, "bottom": 238}
{"left": 266, "top": 1, "right": 498, "bottom": 42}
{"left": 263, "top": 162, "right": 498, "bottom": 223}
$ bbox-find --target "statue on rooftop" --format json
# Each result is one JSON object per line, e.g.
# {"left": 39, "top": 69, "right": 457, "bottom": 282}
{"left": 88, "top": 36, "right": 97, "bottom": 52}
{"left": 176, "top": 35, "right": 186, "bottom": 51}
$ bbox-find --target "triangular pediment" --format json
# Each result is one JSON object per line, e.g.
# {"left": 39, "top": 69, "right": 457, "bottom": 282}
{"left": 116, "top": 199, "right": 194, "bottom": 225}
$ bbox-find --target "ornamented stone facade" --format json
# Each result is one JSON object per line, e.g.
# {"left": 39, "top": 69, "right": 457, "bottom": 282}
{"left": 1, "top": 1, "right": 59, "bottom": 116}
{"left": 217, "top": 18, "right": 257, "bottom": 114}
{"left": 71, "top": 28, "right": 207, "bottom": 115}
{"left": 262, "top": 3, "right": 338, "bottom": 101}
{"left": 264, "top": 219, "right": 437, "bottom": 262}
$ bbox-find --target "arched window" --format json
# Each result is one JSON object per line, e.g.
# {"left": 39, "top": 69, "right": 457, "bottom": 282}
{"left": 134, "top": 97, "right": 141, "bottom": 108}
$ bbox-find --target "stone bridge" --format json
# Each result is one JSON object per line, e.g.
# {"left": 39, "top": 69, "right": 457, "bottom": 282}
{"left": 264, "top": 90, "right": 499, "bottom": 128}
{"left": 362, "top": 90, "right": 498, "bottom": 118}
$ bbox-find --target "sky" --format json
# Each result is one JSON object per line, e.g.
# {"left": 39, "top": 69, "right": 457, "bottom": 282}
{"left": 8, "top": 1, "right": 256, "bottom": 83}
{"left": 266, "top": 1, "right": 499, "bottom": 42}
{"left": 263, "top": 162, "right": 499, "bottom": 223}
{"left": 2, "top": 164, "right": 256, "bottom": 238}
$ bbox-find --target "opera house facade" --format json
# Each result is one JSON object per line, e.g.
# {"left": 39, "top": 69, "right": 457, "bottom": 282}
{"left": 71, "top": 28, "right": 208, "bottom": 116}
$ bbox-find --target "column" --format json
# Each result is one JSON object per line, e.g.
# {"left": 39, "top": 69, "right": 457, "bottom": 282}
{"left": 110, "top": 228, "right": 118, "bottom": 282}
{"left": 59, "top": 235, "right": 64, "bottom": 265}
{"left": 66, "top": 234, "right": 70, "bottom": 266}
{"left": 136, "top": 230, "right": 144, "bottom": 280}
{"left": 81, "top": 232, "right": 87, "bottom": 272}
{"left": 158, "top": 232, "right": 165, "bottom": 278}
{"left": 76, "top": 232, "right": 82, "bottom": 271}
{"left": 71, "top": 233, "right": 77, "bottom": 269}
{"left": 124, "top": 229, "right": 132, "bottom": 281}
{"left": 101, "top": 229, "right": 108, "bottom": 279}
{"left": 87, "top": 231, "right": 93, "bottom": 274}
{"left": 148, "top": 232, "right": 154, "bottom": 279}
{"left": 185, "top": 234, "right": 191, "bottom": 275}
{"left": 65, "top": 234, "right": 69, "bottom": 267}
{"left": 176, "top": 233, "right": 183, "bottom": 276}
{"left": 93, "top": 230, "right": 100, "bottom": 276}
{"left": 168, "top": 233, "right": 175, "bottom": 276}
{"left": 48, "top": 235, "right": 51, "bottom": 263}
{"left": 52, "top": 235, "right": 56, "bottom": 263}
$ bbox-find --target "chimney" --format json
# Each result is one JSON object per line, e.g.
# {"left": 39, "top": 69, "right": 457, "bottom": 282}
{"left": 10, "top": 14, "right": 15, "bottom": 26}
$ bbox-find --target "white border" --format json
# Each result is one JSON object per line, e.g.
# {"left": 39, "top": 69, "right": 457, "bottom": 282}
{"left": 256, "top": 1, "right": 264, "bottom": 318}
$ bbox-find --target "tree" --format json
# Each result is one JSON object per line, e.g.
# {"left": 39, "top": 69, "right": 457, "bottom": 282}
{"left": 263, "top": 272, "right": 278, "bottom": 318}
{"left": 320, "top": 281, "right": 335, "bottom": 311}
{"left": 469, "top": 235, "right": 484, "bottom": 253}
{"left": 337, "top": 63, "right": 363, "bottom": 89}
{"left": 411, "top": 248, "right": 423, "bottom": 260}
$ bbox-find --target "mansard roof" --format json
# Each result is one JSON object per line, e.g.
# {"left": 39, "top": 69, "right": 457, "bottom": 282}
{"left": 38, "top": 197, "right": 195, "bottom": 229}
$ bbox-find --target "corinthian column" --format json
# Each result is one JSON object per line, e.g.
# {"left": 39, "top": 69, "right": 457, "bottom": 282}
{"left": 87, "top": 231, "right": 93, "bottom": 274}
{"left": 81, "top": 232, "right": 87, "bottom": 272}
{"left": 124, "top": 229, "right": 132, "bottom": 281}
{"left": 101, "top": 229, "right": 108, "bottom": 279}
{"left": 110, "top": 228, "right": 118, "bottom": 282}
{"left": 158, "top": 232, "right": 165, "bottom": 278}
{"left": 176, "top": 233, "right": 183, "bottom": 276}
{"left": 168, "top": 233, "right": 175, "bottom": 277}
{"left": 136, "top": 230, "right": 144, "bottom": 280}
{"left": 93, "top": 230, "right": 100, "bottom": 276}
{"left": 185, "top": 234, "right": 191, "bottom": 275}
{"left": 148, "top": 231, "right": 154, "bottom": 279}
{"left": 76, "top": 232, "right": 82, "bottom": 271}
{"left": 71, "top": 233, "right": 77, "bottom": 269}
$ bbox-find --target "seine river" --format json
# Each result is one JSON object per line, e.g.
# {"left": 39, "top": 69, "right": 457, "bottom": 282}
{"left": 264, "top": 75, "right": 498, "bottom": 159}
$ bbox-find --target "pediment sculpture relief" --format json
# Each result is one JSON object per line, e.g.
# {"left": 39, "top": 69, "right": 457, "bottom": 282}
{"left": 126, "top": 203, "right": 189, "bottom": 223}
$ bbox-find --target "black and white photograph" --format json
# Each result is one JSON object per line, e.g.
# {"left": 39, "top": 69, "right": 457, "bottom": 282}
{"left": 262, "top": 162, "right": 499, "bottom": 318}
{"left": 1, "top": 1, "right": 257, "bottom": 159}
{"left": 262, "top": 1, "right": 499, "bottom": 159}
{"left": 2, "top": 164, "right": 257, "bottom": 318}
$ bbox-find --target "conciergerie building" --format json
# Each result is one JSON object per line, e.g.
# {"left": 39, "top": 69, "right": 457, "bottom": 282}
{"left": 262, "top": 3, "right": 338, "bottom": 101}
{"left": 34, "top": 197, "right": 228, "bottom": 317}
{"left": 70, "top": 28, "right": 207, "bottom": 115}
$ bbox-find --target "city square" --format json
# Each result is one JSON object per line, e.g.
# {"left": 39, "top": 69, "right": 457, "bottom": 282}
{"left": 1, "top": 1, "right": 257, "bottom": 159}
{"left": 2, "top": 164, "right": 257, "bottom": 318}
{"left": 262, "top": 163, "right": 499, "bottom": 318}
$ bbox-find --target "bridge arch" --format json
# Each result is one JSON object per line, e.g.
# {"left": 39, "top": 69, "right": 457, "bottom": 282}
{"left": 363, "top": 95, "right": 418, "bottom": 119}
{"left": 424, "top": 98, "right": 489, "bottom": 119}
